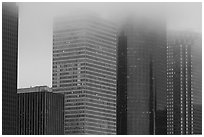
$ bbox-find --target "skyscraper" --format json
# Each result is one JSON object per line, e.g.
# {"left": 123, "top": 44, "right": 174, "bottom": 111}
{"left": 17, "top": 86, "right": 64, "bottom": 135}
{"left": 167, "top": 32, "right": 202, "bottom": 135}
{"left": 52, "top": 15, "right": 117, "bottom": 134}
{"left": 2, "top": 2, "right": 18, "bottom": 135}
{"left": 117, "top": 17, "right": 167, "bottom": 135}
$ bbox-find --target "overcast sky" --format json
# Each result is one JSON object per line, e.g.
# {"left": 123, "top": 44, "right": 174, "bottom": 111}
{"left": 18, "top": 2, "right": 202, "bottom": 88}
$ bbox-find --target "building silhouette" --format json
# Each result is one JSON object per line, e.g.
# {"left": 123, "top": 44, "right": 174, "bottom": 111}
{"left": 2, "top": 2, "right": 18, "bottom": 135}
{"left": 52, "top": 15, "right": 117, "bottom": 134}
{"left": 17, "top": 86, "right": 64, "bottom": 135}
{"left": 167, "top": 32, "right": 202, "bottom": 134}
{"left": 117, "top": 17, "right": 167, "bottom": 135}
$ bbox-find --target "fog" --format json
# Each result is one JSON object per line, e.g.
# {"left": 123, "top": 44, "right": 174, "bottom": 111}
{"left": 18, "top": 2, "right": 201, "bottom": 88}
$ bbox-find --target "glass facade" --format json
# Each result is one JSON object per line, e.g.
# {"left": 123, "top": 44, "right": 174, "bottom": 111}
{"left": 117, "top": 18, "right": 167, "bottom": 135}
{"left": 167, "top": 32, "right": 202, "bottom": 135}
{"left": 52, "top": 15, "right": 117, "bottom": 134}
{"left": 17, "top": 86, "right": 64, "bottom": 135}
{"left": 117, "top": 31, "right": 127, "bottom": 135}
{"left": 2, "top": 2, "right": 18, "bottom": 135}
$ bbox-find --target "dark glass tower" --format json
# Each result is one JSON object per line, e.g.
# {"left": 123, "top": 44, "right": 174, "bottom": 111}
{"left": 117, "top": 31, "right": 127, "bottom": 135}
{"left": 117, "top": 17, "right": 167, "bottom": 135}
{"left": 2, "top": 2, "right": 18, "bottom": 135}
{"left": 17, "top": 86, "right": 64, "bottom": 135}
{"left": 167, "top": 32, "right": 202, "bottom": 135}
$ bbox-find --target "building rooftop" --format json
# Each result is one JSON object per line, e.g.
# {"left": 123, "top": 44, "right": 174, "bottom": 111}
{"left": 17, "top": 86, "right": 52, "bottom": 93}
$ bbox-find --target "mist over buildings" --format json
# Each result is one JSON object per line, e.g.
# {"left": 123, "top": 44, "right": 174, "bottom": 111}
{"left": 18, "top": 2, "right": 201, "bottom": 88}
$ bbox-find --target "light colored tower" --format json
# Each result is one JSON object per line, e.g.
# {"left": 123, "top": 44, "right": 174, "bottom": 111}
{"left": 167, "top": 31, "right": 202, "bottom": 135}
{"left": 52, "top": 15, "right": 117, "bottom": 134}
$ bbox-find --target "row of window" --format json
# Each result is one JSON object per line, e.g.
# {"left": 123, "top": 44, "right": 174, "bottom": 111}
{"left": 65, "top": 113, "right": 115, "bottom": 122}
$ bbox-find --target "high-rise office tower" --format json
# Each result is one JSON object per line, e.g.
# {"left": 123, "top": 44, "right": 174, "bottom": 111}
{"left": 17, "top": 86, "right": 64, "bottom": 135}
{"left": 167, "top": 32, "right": 202, "bottom": 135}
{"left": 52, "top": 15, "right": 117, "bottom": 134}
{"left": 117, "top": 17, "right": 167, "bottom": 135}
{"left": 2, "top": 2, "right": 18, "bottom": 135}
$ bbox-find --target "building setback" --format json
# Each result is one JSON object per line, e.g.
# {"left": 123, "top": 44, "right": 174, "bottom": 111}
{"left": 17, "top": 86, "right": 64, "bottom": 135}
{"left": 117, "top": 17, "right": 167, "bottom": 135}
{"left": 167, "top": 32, "right": 202, "bottom": 135}
{"left": 2, "top": 2, "right": 18, "bottom": 135}
{"left": 52, "top": 15, "right": 117, "bottom": 134}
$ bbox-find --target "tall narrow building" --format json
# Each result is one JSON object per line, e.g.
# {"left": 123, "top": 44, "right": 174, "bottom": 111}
{"left": 2, "top": 2, "right": 18, "bottom": 135}
{"left": 117, "top": 17, "right": 167, "bottom": 135}
{"left": 52, "top": 15, "right": 117, "bottom": 134}
{"left": 17, "top": 86, "right": 64, "bottom": 135}
{"left": 167, "top": 32, "right": 202, "bottom": 135}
